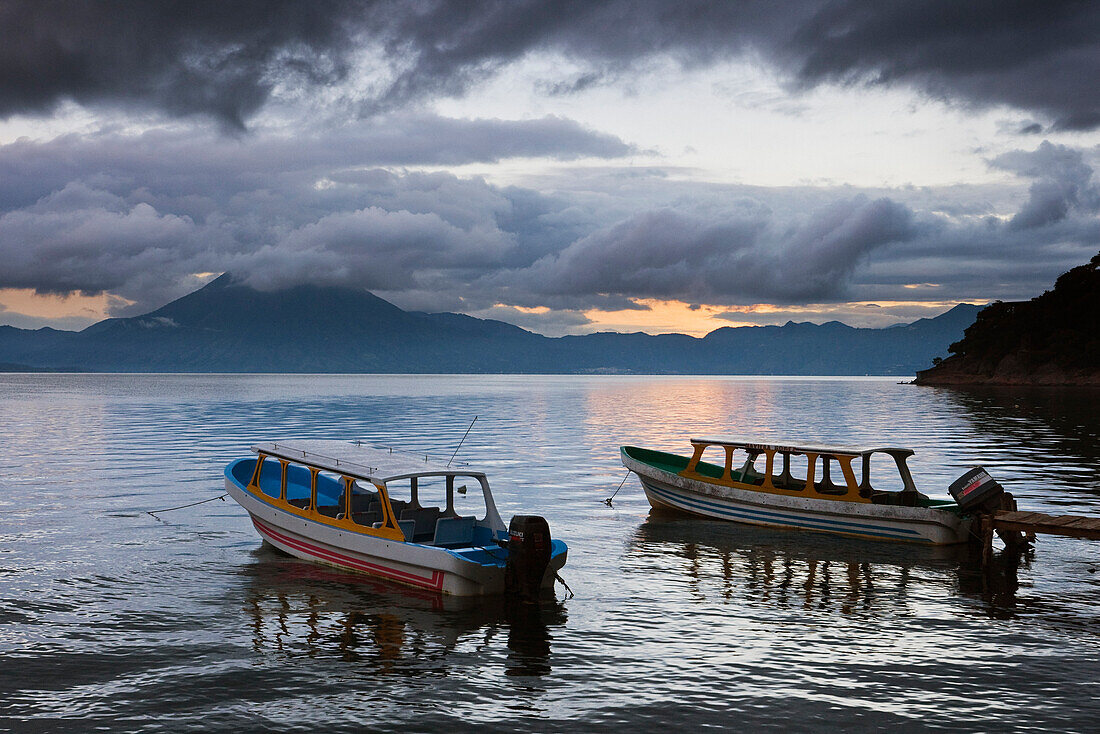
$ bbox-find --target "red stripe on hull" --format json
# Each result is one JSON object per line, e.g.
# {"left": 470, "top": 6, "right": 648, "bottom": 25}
{"left": 252, "top": 516, "right": 445, "bottom": 591}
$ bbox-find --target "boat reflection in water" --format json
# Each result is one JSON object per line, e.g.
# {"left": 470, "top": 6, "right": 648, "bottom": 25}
{"left": 239, "top": 544, "right": 566, "bottom": 677}
{"left": 627, "top": 510, "right": 1033, "bottom": 615}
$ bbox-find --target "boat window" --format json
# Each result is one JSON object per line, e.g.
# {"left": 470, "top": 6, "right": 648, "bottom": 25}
{"left": 389, "top": 475, "right": 452, "bottom": 543}
{"left": 314, "top": 470, "right": 345, "bottom": 518}
{"left": 349, "top": 480, "right": 383, "bottom": 528}
{"left": 773, "top": 453, "right": 808, "bottom": 491}
{"left": 450, "top": 474, "right": 488, "bottom": 521}
{"left": 410, "top": 475, "right": 447, "bottom": 513}
{"left": 255, "top": 456, "right": 283, "bottom": 499}
{"left": 692, "top": 445, "right": 729, "bottom": 480}
{"left": 857, "top": 453, "right": 905, "bottom": 494}
{"left": 731, "top": 449, "right": 765, "bottom": 485}
{"left": 815, "top": 455, "right": 848, "bottom": 495}
{"left": 284, "top": 463, "right": 312, "bottom": 508}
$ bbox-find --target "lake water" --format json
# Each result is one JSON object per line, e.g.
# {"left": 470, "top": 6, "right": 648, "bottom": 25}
{"left": 2, "top": 374, "right": 1098, "bottom": 732}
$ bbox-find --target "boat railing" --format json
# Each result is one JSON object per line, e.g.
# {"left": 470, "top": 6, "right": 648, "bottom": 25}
{"left": 351, "top": 440, "right": 470, "bottom": 468}
{"left": 269, "top": 442, "right": 383, "bottom": 476}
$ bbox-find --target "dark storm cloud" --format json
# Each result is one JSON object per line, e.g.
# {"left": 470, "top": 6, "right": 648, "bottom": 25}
{"left": 786, "top": 0, "right": 1100, "bottom": 131}
{"left": 363, "top": 0, "right": 1100, "bottom": 130}
{"left": 0, "top": 0, "right": 363, "bottom": 129}
{"left": 5, "top": 2, "right": 1100, "bottom": 129}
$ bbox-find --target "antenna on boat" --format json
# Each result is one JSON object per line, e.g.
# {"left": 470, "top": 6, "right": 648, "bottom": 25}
{"left": 447, "top": 415, "right": 478, "bottom": 467}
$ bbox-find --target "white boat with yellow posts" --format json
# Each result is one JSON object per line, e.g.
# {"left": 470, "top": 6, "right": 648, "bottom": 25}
{"left": 621, "top": 438, "right": 973, "bottom": 545}
{"left": 225, "top": 440, "right": 567, "bottom": 597}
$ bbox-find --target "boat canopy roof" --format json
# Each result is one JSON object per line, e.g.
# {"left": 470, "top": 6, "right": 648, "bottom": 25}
{"left": 252, "top": 440, "right": 486, "bottom": 483}
{"left": 690, "top": 437, "right": 914, "bottom": 460}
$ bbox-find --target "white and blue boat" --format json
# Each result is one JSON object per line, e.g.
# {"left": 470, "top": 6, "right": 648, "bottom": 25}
{"left": 621, "top": 438, "right": 972, "bottom": 545}
{"left": 226, "top": 440, "right": 567, "bottom": 597}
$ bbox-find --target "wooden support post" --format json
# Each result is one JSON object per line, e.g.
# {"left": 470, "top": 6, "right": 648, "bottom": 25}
{"left": 981, "top": 514, "right": 995, "bottom": 569}
{"left": 995, "top": 493, "right": 1028, "bottom": 551}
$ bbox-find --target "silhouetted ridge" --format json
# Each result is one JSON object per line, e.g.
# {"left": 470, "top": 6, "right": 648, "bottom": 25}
{"left": 916, "top": 252, "right": 1100, "bottom": 385}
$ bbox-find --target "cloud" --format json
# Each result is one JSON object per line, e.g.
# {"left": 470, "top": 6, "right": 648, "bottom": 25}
{"left": 0, "top": 0, "right": 364, "bottom": 129}
{"left": 238, "top": 205, "right": 515, "bottom": 291}
{"left": 0, "top": 114, "right": 631, "bottom": 210}
{"left": 503, "top": 195, "right": 915, "bottom": 306}
{"left": 0, "top": 127, "right": 1096, "bottom": 331}
{"left": 0, "top": 182, "right": 203, "bottom": 297}
{"left": 5, "top": 2, "right": 1100, "bottom": 130}
{"left": 785, "top": 1, "right": 1100, "bottom": 130}
{"left": 991, "top": 141, "right": 1100, "bottom": 229}
{"left": 467, "top": 305, "right": 592, "bottom": 337}
{"left": 361, "top": 1, "right": 1100, "bottom": 130}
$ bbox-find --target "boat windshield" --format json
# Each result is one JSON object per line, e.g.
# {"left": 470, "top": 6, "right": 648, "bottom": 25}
{"left": 374, "top": 472, "right": 504, "bottom": 546}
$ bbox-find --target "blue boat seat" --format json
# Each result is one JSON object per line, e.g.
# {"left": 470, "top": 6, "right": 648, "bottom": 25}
{"left": 398, "top": 519, "right": 416, "bottom": 541}
{"left": 471, "top": 525, "right": 497, "bottom": 546}
{"left": 401, "top": 506, "right": 441, "bottom": 540}
{"left": 434, "top": 516, "right": 476, "bottom": 547}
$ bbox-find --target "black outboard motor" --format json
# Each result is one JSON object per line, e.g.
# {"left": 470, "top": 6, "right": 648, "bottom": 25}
{"left": 505, "top": 515, "right": 552, "bottom": 602}
{"left": 949, "top": 467, "right": 1005, "bottom": 514}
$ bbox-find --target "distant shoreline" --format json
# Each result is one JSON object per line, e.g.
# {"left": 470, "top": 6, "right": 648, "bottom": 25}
{"left": 0, "top": 371, "right": 909, "bottom": 379}
{"left": 0, "top": 363, "right": 87, "bottom": 373}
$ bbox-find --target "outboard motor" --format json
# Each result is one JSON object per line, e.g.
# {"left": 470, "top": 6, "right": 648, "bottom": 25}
{"left": 949, "top": 467, "right": 1005, "bottom": 514}
{"left": 505, "top": 515, "right": 552, "bottom": 602}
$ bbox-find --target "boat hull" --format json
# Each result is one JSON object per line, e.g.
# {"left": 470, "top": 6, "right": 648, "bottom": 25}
{"left": 622, "top": 450, "right": 971, "bottom": 545}
{"left": 226, "top": 476, "right": 566, "bottom": 596}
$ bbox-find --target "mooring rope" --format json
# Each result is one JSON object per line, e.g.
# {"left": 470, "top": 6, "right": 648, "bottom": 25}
{"left": 555, "top": 573, "right": 575, "bottom": 599}
{"left": 604, "top": 470, "right": 631, "bottom": 507}
{"left": 147, "top": 493, "right": 228, "bottom": 519}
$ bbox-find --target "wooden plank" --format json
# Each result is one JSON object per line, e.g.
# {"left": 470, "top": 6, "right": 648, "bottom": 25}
{"left": 993, "top": 509, "right": 1100, "bottom": 540}
{"left": 997, "top": 511, "right": 1044, "bottom": 524}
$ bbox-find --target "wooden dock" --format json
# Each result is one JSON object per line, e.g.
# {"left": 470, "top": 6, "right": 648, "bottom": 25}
{"left": 993, "top": 510, "right": 1100, "bottom": 540}
{"left": 974, "top": 504, "right": 1100, "bottom": 567}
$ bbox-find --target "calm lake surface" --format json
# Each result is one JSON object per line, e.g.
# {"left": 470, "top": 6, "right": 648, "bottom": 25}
{"left": 2, "top": 374, "right": 1098, "bottom": 732}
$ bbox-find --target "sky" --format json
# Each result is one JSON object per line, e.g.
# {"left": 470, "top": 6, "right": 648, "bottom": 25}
{"left": 1, "top": 1, "right": 1098, "bottom": 336}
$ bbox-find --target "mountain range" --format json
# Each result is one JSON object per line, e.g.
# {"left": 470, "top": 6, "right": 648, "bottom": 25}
{"left": 0, "top": 274, "right": 981, "bottom": 374}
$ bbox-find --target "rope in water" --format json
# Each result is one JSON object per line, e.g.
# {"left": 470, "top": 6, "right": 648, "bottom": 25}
{"left": 604, "top": 470, "right": 631, "bottom": 507}
{"left": 555, "top": 573, "right": 575, "bottom": 599}
{"left": 147, "top": 493, "right": 228, "bottom": 519}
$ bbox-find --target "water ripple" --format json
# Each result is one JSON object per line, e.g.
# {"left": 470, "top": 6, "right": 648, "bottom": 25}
{"left": 0, "top": 375, "right": 1097, "bottom": 732}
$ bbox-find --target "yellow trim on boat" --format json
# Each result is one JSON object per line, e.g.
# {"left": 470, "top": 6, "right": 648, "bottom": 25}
{"left": 679, "top": 441, "right": 871, "bottom": 504}
{"left": 247, "top": 451, "right": 406, "bottom": 540}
